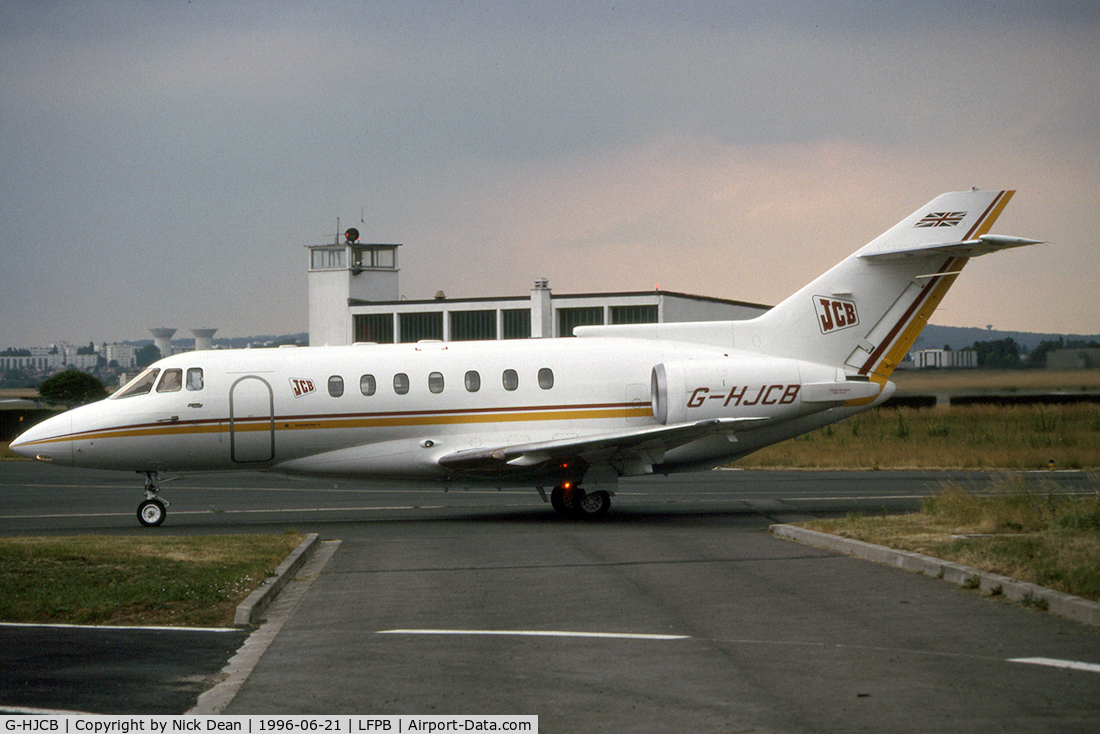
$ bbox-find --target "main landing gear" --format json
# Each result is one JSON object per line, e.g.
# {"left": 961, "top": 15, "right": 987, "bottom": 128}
{"left": 550, "top": 484, "right": 611, "bottom": 519}
{"left": 136, "top": 471, "right": 170, "bottom": 527}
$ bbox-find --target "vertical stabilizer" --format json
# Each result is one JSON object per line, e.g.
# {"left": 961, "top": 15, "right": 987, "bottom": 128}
{"left": 735, "top": 190, "right": 1026, "bottom": 380}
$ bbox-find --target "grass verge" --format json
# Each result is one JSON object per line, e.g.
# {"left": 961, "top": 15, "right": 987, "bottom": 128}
{"left": 0, "top": 532, "right": 305, "bottom": 627}
{"left": 739, "top": 403, "right": 1100, "bottom": 469}
{"left": 799, "top": 475, "right": 1100, "bottom": 603}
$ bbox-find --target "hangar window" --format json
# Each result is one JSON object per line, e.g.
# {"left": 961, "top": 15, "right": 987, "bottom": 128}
{"left": 558, "top": 307, "right": 603, "bottom": 337}
{"left": 186, "top": 368, "right": 204, "bottom": 391}
{"left": 428, "top": 372, "right": 444, "bottom": 394}
{"left": 502, "top": 309, "right": 531, "bottom": 339}
{"left": 113, "top": 368, "right": 160, "bottom": 399}
{"left": 360, "top": 374, "right": 376, "bottom": 396}
{"left": 328, "top": 375, "right": 344, "bottom": 397}
{"left": 611, "top": 304, "right": 658, "bottom": 324}
{"left": 451, "top": 310, "right": 496, "bottom": 341}
{"left": 538, "top": 368, "right": 554, "bottom": 390}
{"left": 156, "top": 369, "right": 182, "bottom": 393}
{"left": 465, "top": 370, "right": 481, "bottom": 392}
{"left": 394, "top": 373, "right": 410, "bottom": 395}
{"left": 399, "top": 312, "right": 443, "bottom": 342}
{"left": 354, "top": 314, "right": 394, "bottom": 344}
{"left": 502, "top": 369, "right": 519, "bottom": 391}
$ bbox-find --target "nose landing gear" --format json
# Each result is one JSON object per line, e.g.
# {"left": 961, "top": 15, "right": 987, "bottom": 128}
{"left": 136, "top": 471, "right": 171, "bottom": 527}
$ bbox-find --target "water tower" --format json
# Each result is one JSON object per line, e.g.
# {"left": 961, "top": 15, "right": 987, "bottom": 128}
{"left": 191, "top": 328, "right": 217, "bottom": 352}
{"left": 149, "top": 328, "right": 176, "bottom": 358}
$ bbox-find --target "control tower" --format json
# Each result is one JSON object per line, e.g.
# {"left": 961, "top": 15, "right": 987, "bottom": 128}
{"left": 307, "top": 227, "right": 401, "bottom": 346}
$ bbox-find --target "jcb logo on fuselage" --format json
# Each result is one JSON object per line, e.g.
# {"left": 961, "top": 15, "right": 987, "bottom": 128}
{"left": 814, "top": 296, "right": 859, "bottom": 334}
{"left": 290, "top": 378, "right": 316, "bottom": 398}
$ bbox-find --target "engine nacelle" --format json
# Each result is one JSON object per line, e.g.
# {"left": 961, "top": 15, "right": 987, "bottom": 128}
{"left": 652, "top": 357, "right": 814, "bottom": 426}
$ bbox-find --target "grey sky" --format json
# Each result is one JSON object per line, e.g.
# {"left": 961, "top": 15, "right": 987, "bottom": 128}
{"left": 2, "top": 1, "right": 1097, "bottom": 346}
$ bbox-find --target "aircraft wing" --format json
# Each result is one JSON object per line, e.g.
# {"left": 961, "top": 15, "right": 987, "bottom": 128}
{"left": 437, "top": 417, "right": 765, "bottom": 477}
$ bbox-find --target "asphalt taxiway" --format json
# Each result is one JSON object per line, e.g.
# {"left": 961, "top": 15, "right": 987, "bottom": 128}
{"left": 1, "top": 463, "right": 1099, "bottom": 731}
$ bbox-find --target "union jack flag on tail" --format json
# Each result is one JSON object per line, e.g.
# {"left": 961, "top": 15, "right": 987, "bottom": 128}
{"left": 915, "top": 211, "right": 967, "bottom": 227}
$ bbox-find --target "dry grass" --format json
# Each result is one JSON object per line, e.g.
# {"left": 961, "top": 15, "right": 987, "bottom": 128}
{"left": 740, "top": 403, "right": 1100, "bottom": 470}
{"left": 891, "top": 369, "right": 1100, "bottom": 394}
{"left": 0, "top": 533, "right": 306, "bottom": 627}
{"left": 802, "top": 475, "right": 1100, "bottom": 603}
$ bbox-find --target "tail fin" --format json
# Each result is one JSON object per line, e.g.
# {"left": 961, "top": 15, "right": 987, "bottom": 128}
{"left": 739, "top": 189, "right": 1039, "bottom": 379}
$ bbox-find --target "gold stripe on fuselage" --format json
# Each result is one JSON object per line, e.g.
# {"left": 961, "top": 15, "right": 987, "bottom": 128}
{"left": 23, "top": 403, "right": 655, "bottom": 446}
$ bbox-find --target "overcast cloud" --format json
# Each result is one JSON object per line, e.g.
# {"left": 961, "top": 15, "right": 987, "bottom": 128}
{"left": 2, "top": 0, "right": 1097, "bottom": 346}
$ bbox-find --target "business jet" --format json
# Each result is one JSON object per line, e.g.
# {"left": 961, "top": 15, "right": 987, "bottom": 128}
{"left": 10, "top": 189, "right": 1039, "bottom": 526}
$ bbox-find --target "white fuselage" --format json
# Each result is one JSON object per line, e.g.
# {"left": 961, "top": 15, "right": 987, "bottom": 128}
{"left": 12, "top": 337, "right": 869, "bottom": 487}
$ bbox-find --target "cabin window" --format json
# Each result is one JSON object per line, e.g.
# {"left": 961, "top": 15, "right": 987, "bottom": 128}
{"left": 156, "top": 369, "right": 182, "bottom": 393}
{"left": 360, "top": 374, "right": 376, "bottom": 396}
{"left": 428, "top": 372, "right": 444, "bottom": 394}
{"left": 394, "top": 373, "right": 410, "bottom": 395}
{"left": 113, "top": 368, "right": 159, "bottom": 399}
{"left": 464, "top": 370, "right": 481, "bottom": 392}
{"left": 328, "top": 376, "right": 344, "bottom": 397}
{"left": 538, "top": 368, "right": 554, "bottom": 390}
{"left": 186, "top": 368, "right": 203, "bottom": 391}
{"left": 502, "top": 369, "right": 519, "bottom": 391}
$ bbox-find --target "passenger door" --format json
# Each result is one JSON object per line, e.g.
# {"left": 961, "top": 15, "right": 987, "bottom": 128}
{"left": 229, "top": 376, "right": 275, "bottom": 463}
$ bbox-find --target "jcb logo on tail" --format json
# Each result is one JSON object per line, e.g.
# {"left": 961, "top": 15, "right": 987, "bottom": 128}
{"left": 814, "top": 296, "right": 859, "bottom": 334}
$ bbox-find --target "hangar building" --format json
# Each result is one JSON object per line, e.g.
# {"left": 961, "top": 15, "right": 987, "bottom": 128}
{"left": 307, "top": 233, "right": 769, "bottom": 347}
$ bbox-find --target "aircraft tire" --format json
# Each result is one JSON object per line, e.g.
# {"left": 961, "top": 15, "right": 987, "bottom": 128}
{"left": 573, "top": 489, "right": 611, "bottom": 519}
{"left": 137, "top": 499, "right": 166, "bottom": 527}
{"left": 550, "top": 487, "right": 574, "bottom": 515}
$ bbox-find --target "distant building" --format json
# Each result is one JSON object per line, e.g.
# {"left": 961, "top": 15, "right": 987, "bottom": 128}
{"left": 1046, "top": 348, "right": 1100, "bottom": 370}
{"left": 307, "top": 236, "right": 769, "bottom": 347}
{"left": 909, "top": 348, "right": 978, "bottom": 369}
{"left": 102, "top": 343, "right": 137, "bottom": 369}
{"left": 0, "top": 354, "right": 54, "bottom": 373}
{"left": 64, "top": 352, "right": 99, "bottom": 371}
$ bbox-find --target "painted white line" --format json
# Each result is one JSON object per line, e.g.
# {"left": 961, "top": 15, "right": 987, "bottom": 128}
{"left": 1008, "top": 657, "right": 1100, "bottom": 674}
{"left": 0, "top": 621, "right": 240, "bottom": 633}
{"left": 0, "top": 706, "right": 97, "bottom": 715}
{"left": 377, "top": 629, "right": 689, "bottom": 640}
{"left": 189, "top": 539, "right": 343, "bottom": 715}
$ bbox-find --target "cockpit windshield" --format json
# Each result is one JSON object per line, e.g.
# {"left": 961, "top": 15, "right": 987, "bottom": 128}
{"left": 111, "top": 368, "right": 160, "bottom": 399}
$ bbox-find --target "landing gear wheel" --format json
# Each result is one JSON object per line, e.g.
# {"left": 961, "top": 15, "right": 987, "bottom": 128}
{"left": 137, "top": 498, "right": 166, "bottom": 527}
{"left": 550, "top": 487, "right": 575, "bottom": 515}
{"left": 573, "top": 489, "right": 611, "bottom": 519}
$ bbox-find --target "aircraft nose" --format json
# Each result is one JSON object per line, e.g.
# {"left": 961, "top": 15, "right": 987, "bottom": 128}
{"left": 9, "top": 413, "right": 73, "bottom": 465}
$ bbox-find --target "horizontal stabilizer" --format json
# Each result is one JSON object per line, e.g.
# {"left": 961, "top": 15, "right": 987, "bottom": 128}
{"left": 859, "top": 234, "right": 1043, "bottom": 261}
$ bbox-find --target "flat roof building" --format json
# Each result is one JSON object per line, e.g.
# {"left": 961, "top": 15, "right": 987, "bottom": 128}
{"left": 307, "top": 232, "right": 769, "bottom": 347}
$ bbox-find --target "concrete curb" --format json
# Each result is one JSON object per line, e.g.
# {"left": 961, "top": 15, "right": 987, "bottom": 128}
{"left": 234, "top": 533, "right": 321, "bottom": 627}
{"left": 770, "top": 524, "right": 1100, "bottom": 628}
